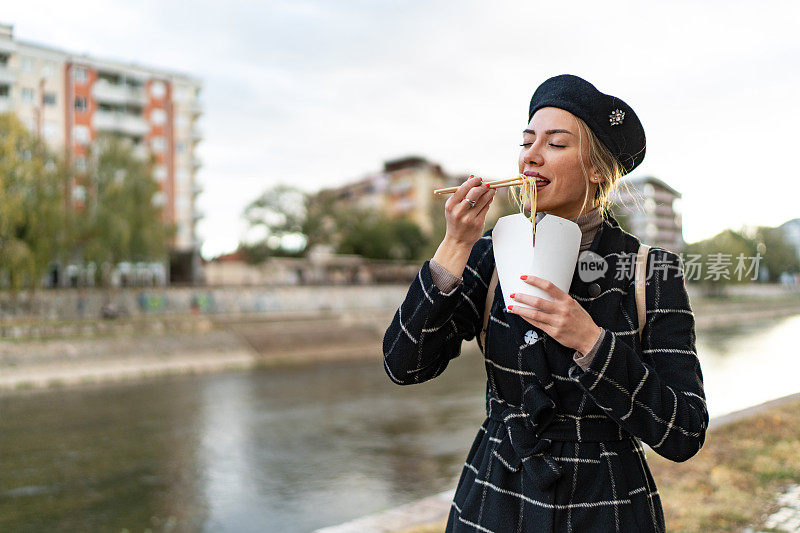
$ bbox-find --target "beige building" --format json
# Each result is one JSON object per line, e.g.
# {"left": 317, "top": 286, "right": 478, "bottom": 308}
{"left": 320, "top": 156, "right": 461, "bottom": 234}
{"left": 611, "top": 175, "right": 684, "bottom": 252}
{"left": 0, "top": 23, "right": 203, "bottom": 282}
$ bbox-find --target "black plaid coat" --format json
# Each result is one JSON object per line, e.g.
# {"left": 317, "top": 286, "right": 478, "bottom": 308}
{"left": 382, "top": 213, "right": 708, "bottom": 532}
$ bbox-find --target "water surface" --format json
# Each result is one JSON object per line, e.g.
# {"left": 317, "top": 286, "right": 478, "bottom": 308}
{"left": 2, "top": 315, "right": 799, "bottom": 531}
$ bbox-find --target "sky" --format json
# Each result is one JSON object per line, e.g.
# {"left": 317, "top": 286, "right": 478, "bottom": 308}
{"left": 4, "top": 0, "right": 799, "bottom": 258}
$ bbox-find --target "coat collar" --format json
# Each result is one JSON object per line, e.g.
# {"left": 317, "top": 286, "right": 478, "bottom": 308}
{"left": 568, "top": 210, "right": 636, "bottom": 299}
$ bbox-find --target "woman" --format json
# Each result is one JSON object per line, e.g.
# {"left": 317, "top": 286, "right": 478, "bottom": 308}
{"left": 382, "top": 74, "right": 708, "bottom": 532}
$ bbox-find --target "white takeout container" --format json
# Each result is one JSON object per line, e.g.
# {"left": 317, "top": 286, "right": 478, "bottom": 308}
{"left": 492, "top": 213, "right": 582, "bottom": 310}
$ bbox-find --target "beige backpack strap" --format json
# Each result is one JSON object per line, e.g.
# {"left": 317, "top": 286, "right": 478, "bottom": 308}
{"left": 480, "top": 267, "right": 499, "bottom": 348}
{"left": 635, "top": 244, "right": 650, "bottom": 341}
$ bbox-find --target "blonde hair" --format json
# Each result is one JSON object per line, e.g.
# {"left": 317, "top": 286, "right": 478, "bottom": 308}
{"left": 574, "top": 116, "right": 636, "bottom": 219}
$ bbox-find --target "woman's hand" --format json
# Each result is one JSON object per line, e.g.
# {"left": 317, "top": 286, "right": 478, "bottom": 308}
{"left": 507, "top": 275, "right": 601, "bottom": 355}
{"left": 443, "top": 175, "right": 495, "bottom": 247}
{"left": 431, "top": 175, "right": 495, "bottom": 278}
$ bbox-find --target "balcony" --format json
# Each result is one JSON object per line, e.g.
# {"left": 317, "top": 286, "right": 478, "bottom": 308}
{"left": 187, "top": 99, "right": 202, "bottom": 116}
{"left": 191, "top": 155, "right": 202, "bottom": 169}
{"left": 191, "top": 182, "right": 203, "bottom": 196}
{"left": 0, "top": 96, "right": 12, "bottom": 112}
{"left": 0, "top": 64, "right": 16, "bottom": 85}
{"left": 190, "top": 127, "right": 202, "bottom": 142}
{"left": 92, "top": 110, "right": 150, "bottom": 136}
{"left": 0, "top": 39, "right": 16, "bottom": 55}
{"left": 92, "top": 79, "right": 147, "bottom": 106}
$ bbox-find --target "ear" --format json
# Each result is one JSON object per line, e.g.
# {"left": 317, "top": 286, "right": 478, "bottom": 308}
{"left": 589, "top": 168, "right": 605, "bottom": 184}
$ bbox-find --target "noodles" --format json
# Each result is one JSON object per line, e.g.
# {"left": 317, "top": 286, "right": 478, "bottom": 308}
{"left": 509, "top": 174, "right": 537, "bottom": 246}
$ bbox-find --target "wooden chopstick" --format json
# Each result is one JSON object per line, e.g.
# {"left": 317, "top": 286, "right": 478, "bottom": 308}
{"left": 487, "top": 178, "right": 524, "bottom": 190}
{"left": 433, "top": 176, "right": 527, "bottom": 196}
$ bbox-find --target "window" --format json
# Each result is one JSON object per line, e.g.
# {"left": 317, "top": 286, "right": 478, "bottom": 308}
{"left": 21, "top": 88, "right": 34, "bottom": 103}
{"left": 73, "top": 125, "right": 90, "bottom": 145}
{"left": 73, "top": 67, "right": 88, "bottom": 83}
{"left": 152, "top": 191, "right": 167, "bottom": 207}
{"left": 71, "top": 185, "right": 86, "bottom": 202}
{"left": 150, "top": 108, "right": 166, "bottom": 125}
{"left": 150, "top": 136, "right": 166, "bottom": 153}
{"left": 176, "top": 141, "right": 187, "bottom": 154}
{"left": 43, "top": 121, "right": 58, "bottom": 140}
{"left": 21, "top": 57, "right": 34, "bottom": 72}
{"left": 44, "top": 92, "right": 57, "bottom": 106}
{"left": 75, "top": 96, "right": 87, "bottom": 112}
{"left": 42, "top": 61, "right": 56, "bottom": 78}
{"left": 149, "top": 80, "right": 166, "bottom": 99}
{"left": 154, "top": 165, "right": 167, "bottom": 182}
{"left": 75, "top": 156, "right": 87, "bottom": 172}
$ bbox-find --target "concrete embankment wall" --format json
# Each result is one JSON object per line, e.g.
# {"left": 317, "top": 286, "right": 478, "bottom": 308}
{"left": 1, "top": 282, "right": 799, "bottom": 391}
{"left": 0, "top": 284, "right": 410, "bottom": 322}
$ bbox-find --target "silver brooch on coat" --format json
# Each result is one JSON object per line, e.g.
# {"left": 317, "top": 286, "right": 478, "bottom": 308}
{"left": 609, "top": 109, "right": 625, "bottom": 126}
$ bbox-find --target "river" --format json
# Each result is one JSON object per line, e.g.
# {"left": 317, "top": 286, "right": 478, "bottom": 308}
{"left": 2, "top": 315, "right": 799, "bottom": 532}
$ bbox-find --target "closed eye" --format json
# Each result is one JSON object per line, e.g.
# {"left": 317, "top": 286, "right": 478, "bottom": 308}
{"left": 520, "top": 143, "right": 566, "bottom": 148}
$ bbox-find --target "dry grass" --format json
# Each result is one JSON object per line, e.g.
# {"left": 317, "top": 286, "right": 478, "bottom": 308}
{"left": 403, "top": 396, "right": 800, "bottom": 533}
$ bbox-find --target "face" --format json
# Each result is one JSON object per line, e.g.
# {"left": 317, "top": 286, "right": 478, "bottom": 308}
{"left": 518, "top": 106, "right": 603, "bottom": 219}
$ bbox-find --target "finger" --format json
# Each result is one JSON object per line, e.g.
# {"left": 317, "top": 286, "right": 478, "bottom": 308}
{"left": 509, "top": 292, "right": 555, "bottom": 313}
{"left": 470, "top": 187, "right": 495, "bottom": 218}
{"left": 462, "top": 183, "right": 489, "bottom": 204}
{"left": 453, "top": 184, "right": 488, "bottom": 215}
{"left": 468, "top": 191, "right": 494, "bottom": 223}
{"left": 507, "top": 304, "right": 555, "bottom": 326}
{"left": 520, "top": 275, "right": 567, "bottom": 301}
{"left": 460, "top": 185, "right": 489, "bottom": 213}
{"left": 451, "top": 175, "right": 484, "bottom": 203}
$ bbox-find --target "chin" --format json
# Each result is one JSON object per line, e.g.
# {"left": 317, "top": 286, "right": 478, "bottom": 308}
{"left": 524, "top": 199, "right": 551, "bottom": 213}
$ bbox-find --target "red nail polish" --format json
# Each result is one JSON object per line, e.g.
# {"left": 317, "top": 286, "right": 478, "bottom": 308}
{"left": 510, "top": 293, "right": 516, "bottom": 299}
{"left": 484, "top": 184, "right": 490, "bottom": 188}
{"left": 520, "top": 275, "right": 528, "bottom": 280}
{"left": 470, "top": 174, "right": 474, "bottom": 178}
{"left": 507, "top": 305, "right": 513, "bottom": 310}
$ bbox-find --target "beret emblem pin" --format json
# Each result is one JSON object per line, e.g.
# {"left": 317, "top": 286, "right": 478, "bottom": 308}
{"left": 609, "top": 108, "right": 625, "bottom": 126}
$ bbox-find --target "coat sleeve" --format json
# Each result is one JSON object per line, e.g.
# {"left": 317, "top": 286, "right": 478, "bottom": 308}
{"left": 382, "top": 234, "right": 494, "bottom": 386}
{"left": 567, "top": 248, "right": 709, "bottom": 462}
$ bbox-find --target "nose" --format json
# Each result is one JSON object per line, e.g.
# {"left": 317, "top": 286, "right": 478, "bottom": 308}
{"left": 522, "top": 140, "right": 544, "bottom": 167}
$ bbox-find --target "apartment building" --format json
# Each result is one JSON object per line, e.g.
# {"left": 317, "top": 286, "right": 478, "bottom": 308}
{"left": 321, "top": 156, "right": 461, "bottom": 235}
{"left": 0, "top": 23, "right": 202, "bottom": 283}
{"left": 611, "top": 175, "right": 684, "bottom": 252}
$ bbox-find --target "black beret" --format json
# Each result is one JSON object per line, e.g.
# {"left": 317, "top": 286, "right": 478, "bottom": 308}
{"left": 528, "top": 74, "right": 646, "bottom": 175}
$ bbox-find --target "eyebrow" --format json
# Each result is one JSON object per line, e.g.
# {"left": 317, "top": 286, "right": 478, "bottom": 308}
{"left": 523, "top": 128, "right": 574, "bottom": 135}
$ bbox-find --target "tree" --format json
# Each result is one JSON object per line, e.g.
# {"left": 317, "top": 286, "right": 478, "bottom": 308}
{"left": 78, "top": 136, "right": 173, "bottom": 285}
{"left": 0, "top": 113, "right": 70, "bottom": 292}
{"left": 335, "top": 209, "right": 428, "bottom": 260}
{"left": 242, "top": 185, "right": 307, "bottom": 260}
{"left": 683, "top": 229, "right": 756, "bottom": 296}
{"left": 751, "top": 226, "right": 800, "bottom": 281}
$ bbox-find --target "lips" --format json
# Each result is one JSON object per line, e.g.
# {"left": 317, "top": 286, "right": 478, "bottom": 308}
{"left": 523, "top": 171, "right": 551, "bottom": 184}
